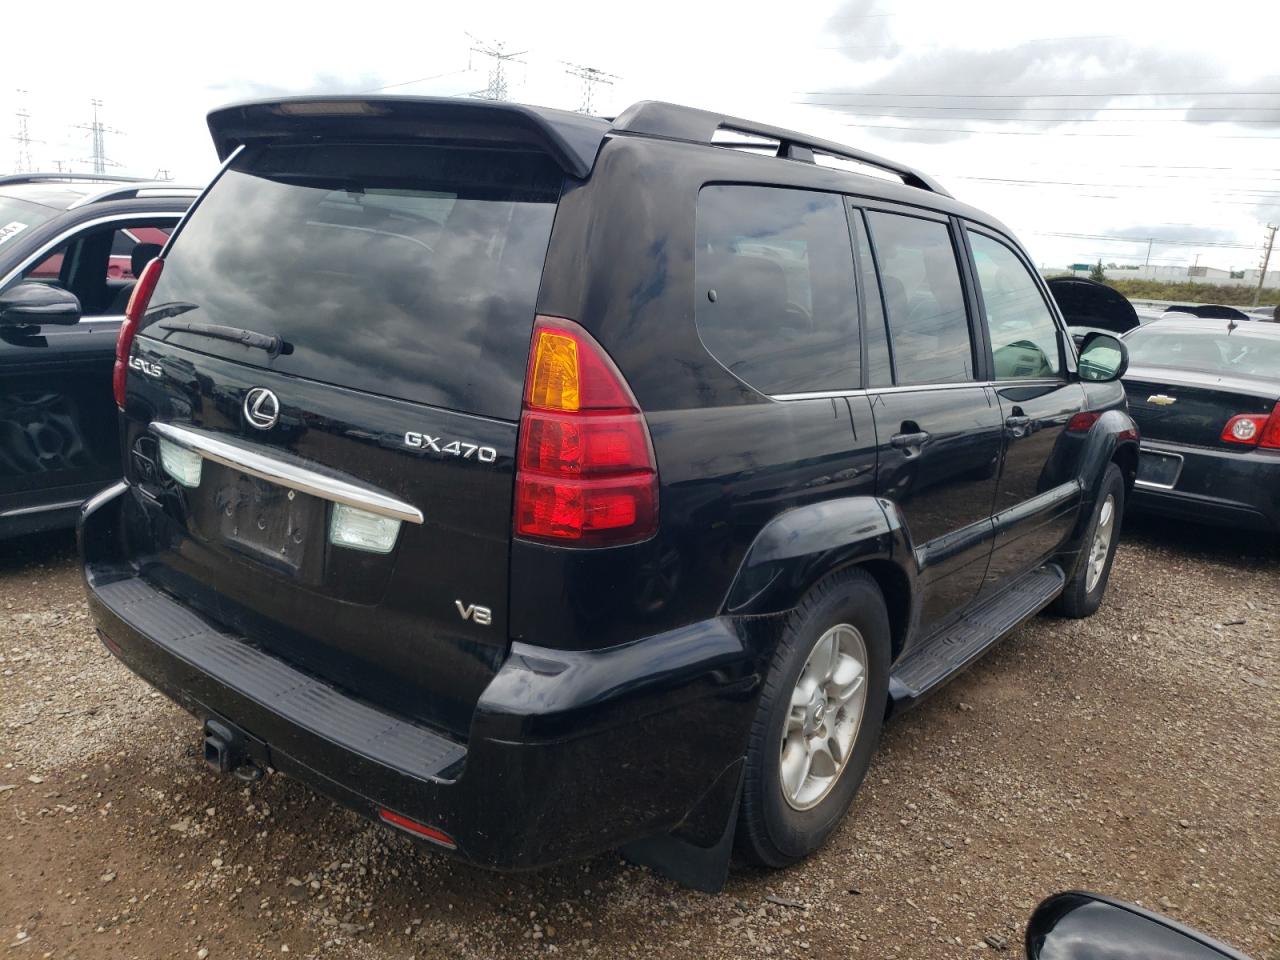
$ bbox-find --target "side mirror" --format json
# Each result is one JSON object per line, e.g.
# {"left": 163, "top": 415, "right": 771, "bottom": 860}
{"left": 0, "top": 281, "right": 82, "bottom": 327}
{"left": 1076, "top": 332, "right": 1128, "bottom": 383}
{"left": 1027, "top": 892, "right": 1250, "bottom": 960}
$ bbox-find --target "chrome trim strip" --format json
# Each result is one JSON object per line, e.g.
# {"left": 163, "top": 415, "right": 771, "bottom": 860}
{"left": 1134, "top": 478, "right": 1179, "bottom": 491}
{"left": 0, "top": 212, "right": 188, "bottom": 291}
{"left": 133, "top": 188, "right": 201, "bottom": 198}
{"left": 0, "top": 498, "right": 85, "bottom": 518}
{"left": 150, "top": 423, "right": 424, "bottom": 524}
{"left": 773, "top": 381, "right": 997, "bottom": 401}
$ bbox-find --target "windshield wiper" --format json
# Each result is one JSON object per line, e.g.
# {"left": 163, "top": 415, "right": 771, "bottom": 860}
{"left": 157, "top": 320, "right": 290, "bottom": 357}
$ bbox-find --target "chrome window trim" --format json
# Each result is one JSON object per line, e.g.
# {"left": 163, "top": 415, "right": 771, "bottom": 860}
{"left": 0, "top": 211, "right": 187, "bottom": 291}
{"left": 150, "top": 423, "right": 425, "bottom": 525}
{"left": 0, "top": 499, "right": 85, "bottom": 518}
{"left": 772, "top": 381, "right": 996, "bottom": 401}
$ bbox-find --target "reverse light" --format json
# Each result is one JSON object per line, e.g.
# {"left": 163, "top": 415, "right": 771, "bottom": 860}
{"left": 328, "top": 502, "right": 402, "bottom": 554}
{"left": 514, "top": 316, "right": 658, "bottom": 546}
{"left": 157, "top": 437, "right": 202, "bottom": 488}
{"left": 113, "top": 257, "right": 163, "bottom": 409}
{"left": 377, "top": 808, "right": 456, "bottom": 849}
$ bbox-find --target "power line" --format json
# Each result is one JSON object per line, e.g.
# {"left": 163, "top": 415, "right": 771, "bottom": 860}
{"left": 800, "top": 89, "right": 1280, "bottom": 98}
{"left": 954, "top": 175, "right": 1280, "bottom": 196}
{"left": 799, "top": 103, "right": 1280, "bottom": 114}
{"left": 836, "top": 119, "right": 1280, "bottom": 139}
{"left": 819, "top": 111, "right": 1280, "bottom": 124}
{"left": 362, "top": 68, "right": 470, "bottom": 93}
{"left": 1032, "top": 231, "right": 1264, "bottom": 250}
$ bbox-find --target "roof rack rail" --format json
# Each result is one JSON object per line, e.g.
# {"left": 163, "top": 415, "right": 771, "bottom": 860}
{"left": 610, "top": 101, "right": 950, "bottom": 198}
{"left": 0, "top": 172, "right": 144, "bottom": 187}
{"left": 67, "top": 182, "right": 202, "bottom": 208}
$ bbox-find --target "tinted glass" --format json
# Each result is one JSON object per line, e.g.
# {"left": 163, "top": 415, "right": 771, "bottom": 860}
{"left": 0, "top": 197, "right": 58, "bottom": 250}
{"left": 142, "top": 143, "right": 562, "bottom": 420}
{"left": 695, "top": 185, "right": 859, "bottom": 395}
{"left": 866, "top": 212, "right": 974, "bottom": 384}
{"left": 853, "top": 209, "right": 892, "bottom": 387}
{"left": 968, "top": 231, "right": 1061, "bottom": 379}
{"left": 1126, "top": 326, "right": 1280, "bottom": 378}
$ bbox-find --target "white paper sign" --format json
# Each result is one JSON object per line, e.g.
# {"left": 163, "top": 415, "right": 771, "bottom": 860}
{"left": 0, "top": 221, "right": 30, "bottom": 246}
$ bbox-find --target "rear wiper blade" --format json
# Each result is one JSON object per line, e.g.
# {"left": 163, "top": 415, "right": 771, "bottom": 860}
{"left": 157, "top": 320, "right": 290, "bottom": 357}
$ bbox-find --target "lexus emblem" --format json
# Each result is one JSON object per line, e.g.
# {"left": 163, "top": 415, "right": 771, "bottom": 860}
{"left": 243, "top": 387, "right": 280, "bottom": 430}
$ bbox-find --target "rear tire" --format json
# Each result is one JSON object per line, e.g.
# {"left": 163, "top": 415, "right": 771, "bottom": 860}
{"left": 1053, "top": 462, "right": 1125, "bottom": 619}
{"left": 737, "top": 568, "right": 890, "bottom": 868}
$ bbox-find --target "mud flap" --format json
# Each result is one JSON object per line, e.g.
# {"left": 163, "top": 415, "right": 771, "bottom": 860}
{"left": 620, "top": 758, "right": 744, "bottom": 893}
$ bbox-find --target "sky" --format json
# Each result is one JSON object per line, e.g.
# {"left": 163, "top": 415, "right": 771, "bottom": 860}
{"left": 2, "top": 0, "right": 1276, "bottom": 273}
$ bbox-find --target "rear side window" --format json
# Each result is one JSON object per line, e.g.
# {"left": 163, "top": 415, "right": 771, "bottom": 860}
{"left": 968, "top": 231, "right": 1061, "bottom": 379}
{"left": 143, "top": 143, "right": 562, "bottom": 420}
{"left": 695, "top": 185, "right": 859, "bottom": 395}
{"left": 865, "top": 211, "right": 974, "bottom": 385}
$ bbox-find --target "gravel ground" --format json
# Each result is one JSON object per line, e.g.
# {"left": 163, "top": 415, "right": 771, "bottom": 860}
{"left": 2, "top": 516, "right": 1278, "bottom": 960}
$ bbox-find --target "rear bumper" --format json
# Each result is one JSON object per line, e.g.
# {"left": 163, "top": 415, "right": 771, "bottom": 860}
{"left": 1131, "top": 440, "right": 1280, "bottom": 533}
{"left": 80, "top": 482, "right": 766, "bottom": 870}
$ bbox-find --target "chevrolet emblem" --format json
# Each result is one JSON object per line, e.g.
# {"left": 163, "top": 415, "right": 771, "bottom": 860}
{"left": 1147, "top": 394, "right": 1176, "bottom": 406}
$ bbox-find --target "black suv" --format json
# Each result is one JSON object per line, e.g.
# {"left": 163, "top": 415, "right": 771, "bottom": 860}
{"left": 80, "top": 97, "right": 1137, "bottom": 891}
{"left": 1, "top": 174, "right": 198, "bottom": 538}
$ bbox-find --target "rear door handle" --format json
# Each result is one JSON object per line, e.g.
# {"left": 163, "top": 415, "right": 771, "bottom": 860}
{"left": 890, "top": 431, "right": 931, "bottom": 449}
{"left": 1005, "top": 415, "right": 1032, "bottom": 429}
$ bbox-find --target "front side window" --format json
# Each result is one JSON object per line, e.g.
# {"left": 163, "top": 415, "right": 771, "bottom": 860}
{"left": 968, "top": 231, "right": 1061, "bottom": 380}
{"left": 865, "top": 211, "right": 974, "bottom": 385}
{"left": 14, "top": 218, "right": 177, "bottom": 315}
{"left": 695, "top": 185, "right": 860, "bottom": 395}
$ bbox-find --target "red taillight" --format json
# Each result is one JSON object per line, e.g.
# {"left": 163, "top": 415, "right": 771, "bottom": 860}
{"left": 113, "top": 257, "right": 163, "bottom": 409}
{"left": 514, "top": 316, "right": 658, "bottom": 546}
{"left": 1224, "top": 402, "right": 1280, "bottom": 448}
{"left": 1067, "top": 411, "right": 1101, "bottom": 434}
{"left": 1261, "top": 403, "right": 1280, "bottom": 449}
{"left": 377, "top": 809, "right": 456, "bottom": 849}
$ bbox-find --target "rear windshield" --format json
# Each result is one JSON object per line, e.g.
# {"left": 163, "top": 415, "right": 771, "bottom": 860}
{"left": 1126, "top": 325, "right": 1280, "bottom": 379}
{"left": 141, "top": 142, "right": 562, "bottom": 420}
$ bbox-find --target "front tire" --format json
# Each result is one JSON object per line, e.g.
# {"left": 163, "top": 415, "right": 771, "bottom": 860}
{"left": 737, "top": 568, "right": 890, "bottom": 868}
{"left": 1053, "top": 462, "right": 1125, "bottom": 619}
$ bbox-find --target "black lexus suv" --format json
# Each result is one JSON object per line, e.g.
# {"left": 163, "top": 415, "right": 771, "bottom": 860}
{"left": 79, "top": 96, "right": 1138, "bottom": 891}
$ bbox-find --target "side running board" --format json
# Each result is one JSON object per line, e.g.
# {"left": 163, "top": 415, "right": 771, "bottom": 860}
{"left": 889, "top": 564, "right": 1065, "bottom": 710}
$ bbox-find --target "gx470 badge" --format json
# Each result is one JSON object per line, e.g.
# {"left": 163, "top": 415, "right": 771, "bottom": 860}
{"left": 404, "top": 432, "right": 497, "bottom": 463}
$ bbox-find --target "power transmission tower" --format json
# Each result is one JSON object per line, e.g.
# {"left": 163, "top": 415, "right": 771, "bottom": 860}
{"left": 466, "top": 34, "right": 526, "bottom": 101}
{"left": 1252, "top": 223, "right": 1277, "bottom": 308}
{"left": 153, "top": 168, "right": 172, "bottom": 181}
{"left": 562, "top": 63, "right": 619, "bottom": 114}
{"left": 12, "top": 89, "right": 36, "bottom": 173}
{"left": 74, "top": 98, "right": 123, "bottom": 174}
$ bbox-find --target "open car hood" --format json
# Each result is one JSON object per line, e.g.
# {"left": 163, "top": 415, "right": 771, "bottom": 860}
{"left": 1047, "top": 277, "right": 1140, "bottom": 335}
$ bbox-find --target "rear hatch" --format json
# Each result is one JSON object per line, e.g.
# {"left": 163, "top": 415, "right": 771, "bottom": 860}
{"left": 121, "top": 133, "right": 566, "bottom": 736}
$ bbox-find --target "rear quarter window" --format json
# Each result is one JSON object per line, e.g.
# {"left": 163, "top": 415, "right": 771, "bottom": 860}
{"left": 142, "top": 143, "right": 563, "bottom": 421}
{"left": 694, "top": 185, "right": 860, "bottom": 395}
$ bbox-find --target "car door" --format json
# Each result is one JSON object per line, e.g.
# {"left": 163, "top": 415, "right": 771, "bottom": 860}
{"left": 857, "top": 206, "right": 1003, "bottom": 638}
{"left": 963, "top": 226, "right": 1086, "bottom": 590}
{"left": 0, "top": 215, "right": 177, "bottom": 527}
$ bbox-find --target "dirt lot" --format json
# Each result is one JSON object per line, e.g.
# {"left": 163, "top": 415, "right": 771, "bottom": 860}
{"left": 2, "top": 517, "right": 1277, "bottom": 960}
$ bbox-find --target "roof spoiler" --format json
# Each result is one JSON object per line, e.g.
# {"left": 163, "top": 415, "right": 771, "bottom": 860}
{"left": 206, "top": 96, "right": 610, "bottom": 179}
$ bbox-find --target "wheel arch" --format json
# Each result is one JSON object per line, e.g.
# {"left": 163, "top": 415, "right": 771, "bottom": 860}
{"left": 723, "top": 496, "right": 918, "bottom": 661}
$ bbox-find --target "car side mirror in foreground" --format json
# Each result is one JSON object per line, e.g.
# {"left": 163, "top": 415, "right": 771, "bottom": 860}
{"left": 1076, "top": 332, "right": 1128, "bottom": 383}
{"left": 1027, "top": 892, "right": 1251, "bottom": 960}
{"left": 0, "top": 281, "right": 82, "bottom": 327}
